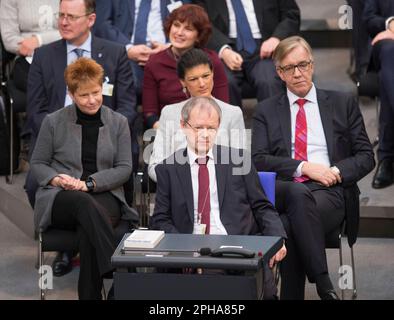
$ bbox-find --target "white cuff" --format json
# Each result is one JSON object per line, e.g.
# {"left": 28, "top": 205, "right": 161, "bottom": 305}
{"left": 34, "top": 34, "right": 43, "bottom": 47}
{"left": 294, "top": 161, "right": 305, "bottom": 177}
{"left": 385, "top": 16, "right": 394, "bottom": 30}
{"left": 218, "top": 45, "right": 232, "bottom": 59}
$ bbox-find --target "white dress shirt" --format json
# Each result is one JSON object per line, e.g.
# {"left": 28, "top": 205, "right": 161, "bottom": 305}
{"left": 65, "top": 32, "right": 92, "bottom": 106}
{"left": 131, "top": 0, "right": 166, "bottom": 46}
{"left": 287, "top": 84, "right": 331, "bottom": 177}
{"left": 187, "top": 147, "right": 227, "bottom": 235}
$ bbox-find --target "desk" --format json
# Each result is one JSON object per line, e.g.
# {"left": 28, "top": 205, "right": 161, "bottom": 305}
{"left": 112, "top": 233, "right": 282, "bottom": 300}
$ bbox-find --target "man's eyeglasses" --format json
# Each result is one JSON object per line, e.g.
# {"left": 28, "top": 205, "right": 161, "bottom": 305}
{"left": 55, "top": 11, "right": 93, "bottom": 22}
{"left": 184, "top": 120, "right": 218, "bottom": 134}
{"left": 278, "top": 60, "right": 313, "bottom": 76}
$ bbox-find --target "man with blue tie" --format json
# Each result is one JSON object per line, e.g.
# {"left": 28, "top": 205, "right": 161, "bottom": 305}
{"left": 194, "top": 0, "right": 300, "bottom": 108}
{"left": 95, "top": 0, "right": 190, "bottom": 95}
{"left": 25, "top": 0, "right": 137, "bottom": 277}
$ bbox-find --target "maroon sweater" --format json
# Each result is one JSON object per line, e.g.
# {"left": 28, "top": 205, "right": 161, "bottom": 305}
{"left": 142, "top": 47, "right": 229, "bottom": 128}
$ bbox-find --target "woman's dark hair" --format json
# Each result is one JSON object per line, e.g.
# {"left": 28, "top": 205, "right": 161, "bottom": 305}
{"left": 164, "top": 4, "right": 212, "bottom": 48}
{"left": 176, "top": 48, "right": 213, "bottom": 80}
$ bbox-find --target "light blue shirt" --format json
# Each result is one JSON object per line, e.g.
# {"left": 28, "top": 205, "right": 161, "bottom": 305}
{"left": 64, "top": 32, "right": 92, "bottom": 106}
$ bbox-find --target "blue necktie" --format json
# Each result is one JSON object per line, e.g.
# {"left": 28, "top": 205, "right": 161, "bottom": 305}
{"left": 230, "top": 0, "right": 257, "bottom": 54}
{"left": 134, "top": 0, "right": 153, "bottom": 45}
{"left": 74, "top": 48, "right": 84, "bottom": 59}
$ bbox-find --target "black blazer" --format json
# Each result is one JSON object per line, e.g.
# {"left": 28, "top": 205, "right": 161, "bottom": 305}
{"left": 150, "top": 145, "right": 287, "bottom": 238}
{"left": 193, "top": 0, "right": 300, "bottom": 52}
{"left": 251, "top": 89, "right": 375, "bottom": 246}
{"left": 363, "top": 0, "right": 394, "bottom": 38}
{"left": 26, "top": 35, "right": 137, "bottom": 139}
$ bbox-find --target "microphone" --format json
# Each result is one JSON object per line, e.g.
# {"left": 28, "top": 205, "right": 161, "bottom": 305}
{"left": 121, "top": 246, "right": 212, "bottom": 255}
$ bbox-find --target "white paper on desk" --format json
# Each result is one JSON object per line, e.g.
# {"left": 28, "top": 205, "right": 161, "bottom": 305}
{"left": 124, "top": 230, "right": 165, "bottom": 249}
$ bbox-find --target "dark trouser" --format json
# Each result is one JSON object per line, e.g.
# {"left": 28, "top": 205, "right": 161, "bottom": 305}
{"left": 51, "top": 190, "right": 121, "bottom": 300}
{"left": 275, "top": 180, "right": 345, "bottom": 300}
{"left": 12, "top": 57, "right": 30, "bottom": 92}
{"left": 347, "top": 0, "right": 371, "bottom": 79}
{"left": 224, "top": 42, "right": 285, "bottom": 107}
{"left": 130, "top": 60, "right": 143, "bottom": 99}
{"left": 373, "top": 40, "right": 394, "bottom": 161}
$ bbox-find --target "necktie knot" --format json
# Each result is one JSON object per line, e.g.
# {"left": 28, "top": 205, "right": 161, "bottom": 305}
{"left": 196, "top": 156, "right": 209, "bottom": 166}
{"left": 296, "top": 98, "right": 307, "bottom": 109}
{"left": 74, "top": 48, "right": 84, "bottom": 59}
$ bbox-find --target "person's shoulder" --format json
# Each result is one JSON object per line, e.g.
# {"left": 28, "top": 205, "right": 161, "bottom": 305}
{"left": 203, "top": 48, "right": 221, "bottom": 62}
{"left": 161, "top": 100, "right": 186, "bottom": 116}
{"left": 102, "top": 105, "right": 128, "bottom": 122}
{"left": 147, "top": 49, "right": 169, "bottom": 65}
{"left": 34, "top": 39, "right": 64, "bottom": 56}
{"left": 316, "top": 88, "right": 355, "bottom": 104}
{"left": 215, "top": 98, "right": 240, "bottom": 111}
{"left": 93, "top": 36, "right": 124, "bottom": 50}
{"left": 255, "top": 92, "right": 286, "bottom": 113}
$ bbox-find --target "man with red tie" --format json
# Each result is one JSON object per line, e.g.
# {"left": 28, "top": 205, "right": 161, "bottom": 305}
{"left": 150, "top": 96, "right": 287, "bottom": 299}
{"left": 251, "top": 36, "right": 375, "bottom": 300}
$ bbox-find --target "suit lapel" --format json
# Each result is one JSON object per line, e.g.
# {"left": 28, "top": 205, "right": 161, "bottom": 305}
{"left": 175, "top": 149, "right": 195, "bottom": 223}
{"left": 277, "top": 95, "right": 292, "bottom": 156}
{"left": 53, "top": 40, "right": 67, "bottom": 107}
{"left": 91, "top": 36, "right": 104, "bottom": 63}
{"left": 214, "top": 146, "right": 228, "bottom": 211}
{"left": 218, "top": 0, "right": 230, "bottom": 31}
{"left": 253, "top": 0, "right": 264, "bottom": 33}
{"left": 316, "top": 89, "right": 334, "bottom": 161}
{"left": 129, "top": 0, "right": 136, "bottom": 34}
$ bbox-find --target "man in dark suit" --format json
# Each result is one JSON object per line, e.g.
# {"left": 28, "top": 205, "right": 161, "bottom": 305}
{"left": 194, "top": 0, "right": 300, "bottom": 107}
{"left": 150, "top": 96, "right": 287, "bottom": 299}
{"left": 25, "top": 0, "right": 137, "bottom": 277}
{"left": 94, "top": 0, "right": 190, "bottom": 95}
{"left": 363, "top": 0, "right": 394, "bottom": 188}
{"left": 252, "top": 36, "right": 375, "bottom": 299}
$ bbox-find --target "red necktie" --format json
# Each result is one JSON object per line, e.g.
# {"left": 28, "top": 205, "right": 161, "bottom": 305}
{"left": 197, "top": 157, "right": 210, "bottom": 234}
{"left": 294, "top": 98, "right": 309, "bottom": 183}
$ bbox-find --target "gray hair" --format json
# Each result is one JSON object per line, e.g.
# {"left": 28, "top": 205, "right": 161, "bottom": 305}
{"left": 181, "top": 97, "right": 222, "bottom": 123}
{"left": 273, "top": 36, "right": 313, "bottom": 66}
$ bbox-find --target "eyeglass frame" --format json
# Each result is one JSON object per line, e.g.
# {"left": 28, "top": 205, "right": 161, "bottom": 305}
{"left": 277, "top": 60, "right": 313, "bottom": 76}
{"left": 55, "top": 11, "right": 94, "bottom": 22}
{"left": 184, "top": 120, "right": 218, "bottom": 134}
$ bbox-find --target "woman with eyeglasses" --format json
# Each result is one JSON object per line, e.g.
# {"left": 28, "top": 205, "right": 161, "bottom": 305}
{"left": 142, "top": 4, "right": 229, "bottom": 130}
{"left": 148, "top": 48, "right": 245, "bottom": 182}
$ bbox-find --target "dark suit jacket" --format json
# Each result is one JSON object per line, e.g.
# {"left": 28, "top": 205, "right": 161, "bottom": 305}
{"left": 26, "top": 35, "right": 137, "bottom": 140}
{"left": 251, "top": 89, "right": 375, "bottom": 246}
{"left": 363, "top": 0, "right": 394, "bottom": 38}
{"left": 150, "top": 145, "right": 287, "bottom": 238}
{"left": 194, "top": 0, "right": 300, "bottom": 52}
{"left": 94, "top": 0, "right": 190, "bottom": 45}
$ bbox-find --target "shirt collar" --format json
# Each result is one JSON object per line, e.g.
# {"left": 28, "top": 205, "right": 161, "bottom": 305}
{"left": 67, "top": 32, "right": 92, "bottom": 55}
{"left": 187, "top": 146, "right": 214, "bottom": 165}
{"left": 287, "top": 83, "right": 317, "bottom": 107}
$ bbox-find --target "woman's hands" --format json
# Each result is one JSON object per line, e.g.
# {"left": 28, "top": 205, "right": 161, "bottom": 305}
{"left": 50, "top": 174, "right": 88, "bottom": 192}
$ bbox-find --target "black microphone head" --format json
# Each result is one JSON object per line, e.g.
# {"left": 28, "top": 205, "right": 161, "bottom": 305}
{"left": 199, "top": 247, "right": 212, "bottom": 256}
